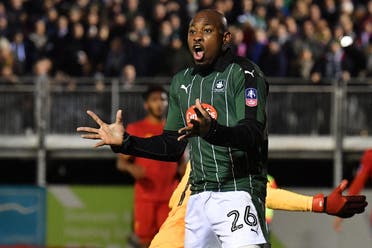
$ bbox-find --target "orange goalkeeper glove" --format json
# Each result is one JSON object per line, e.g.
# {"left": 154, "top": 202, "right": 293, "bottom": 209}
{"left": 312, "top": 179, "right": 368, "bottom": 218}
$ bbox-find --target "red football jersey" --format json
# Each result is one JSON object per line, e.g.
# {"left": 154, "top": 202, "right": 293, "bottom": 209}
{"left": 126, "top": 118, "right": 179, "bottom": 202}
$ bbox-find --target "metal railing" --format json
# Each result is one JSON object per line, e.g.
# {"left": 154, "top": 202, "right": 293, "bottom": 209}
{"left": 0, "top": 76, "right": 371, "bottom": 186}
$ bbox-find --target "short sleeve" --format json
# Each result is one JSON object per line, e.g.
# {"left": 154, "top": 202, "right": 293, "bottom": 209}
{"left": 126, "top": 123, "right": 136, "bottom": 136}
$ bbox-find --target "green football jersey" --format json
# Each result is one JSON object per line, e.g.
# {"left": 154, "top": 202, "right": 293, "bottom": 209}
{"left": 165, "top": 51, "right": 268, "bottom": 201}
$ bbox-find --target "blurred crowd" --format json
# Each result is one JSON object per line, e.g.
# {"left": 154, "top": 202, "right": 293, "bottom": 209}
{"left": 0, "top": 0, "right": 371, "bottom": 86}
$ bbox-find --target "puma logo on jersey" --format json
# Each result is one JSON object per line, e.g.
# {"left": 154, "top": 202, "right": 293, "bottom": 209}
{"left": 180, "top": 84, "right": 191, "bottom": 93}
{"left": 244, "top": 69, "right": 255, "bottom": 77}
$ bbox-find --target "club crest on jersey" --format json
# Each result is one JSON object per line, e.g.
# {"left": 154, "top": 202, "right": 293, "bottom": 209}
{"left": 245, "top": 88, "right": 258, "bottom": 107}
{"left": 213, "top": 79, "right": 226, "bottom": 92}
{"left": 185, "top": 103, "right": 218, "bottom": 126}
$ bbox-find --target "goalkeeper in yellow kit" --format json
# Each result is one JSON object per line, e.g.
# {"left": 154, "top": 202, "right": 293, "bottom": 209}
{"left": 150, "top": 162, "right": 367, "bottom": 248}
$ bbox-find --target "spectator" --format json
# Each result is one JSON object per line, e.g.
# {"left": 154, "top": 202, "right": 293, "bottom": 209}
{"left": 249, "top": 28, "right": 268, "bottom": 64}
{"left": 266, "top": 17, "right": 281, "bottom": 38}
{"left": 7, "top": 0, "right": 27, "bottom": 32}
{"left": 0, "top": 15, "right": 9, "bottom": 38}
{"left": 309, "top": 3, "right": 323, "bottom": 26}
{"left": 214, "top": 0, "right": 234, "bottom": 22}
{"left": 198, "top": 0, "right": 214, "bottom": 10}
{"left": 29, "top": 19, "right": 49, "bottom": 60}
{"left": 236, "top": 0, "right": 256, "bottom": 27}
{"left": 158, "top": 36, "right": 192, "bottom": 76}
{"left": 132, "top": 33, "right": 159, "bottom": 76}
{"left": 120, "top": 64, "right": 136, "bottom": 90}
{"left": 186, "top": 0, "right": 198, "bottom": 18}
{"left": 150, "top": 2, "right": 167, "bottom": 43}
{"left": 325, "top": 40, "right": 345, "bottom": 79}
{"left": 128, "top": 14, "right": 149, "bottom": 43}
{"left": 110, "top": 12, "right": 128, "bottom": 38}
{"left": 266, "top": 0, "right": 289, "bottom": 19}
{"left": 296, "top": 47, "right": 315, "bottom": 79}
{"left": 85, "top": 9, "right": 100, "bottom": 40}
{"left": 64, "top": 22, "right": 88, "bottom": 76}
{"left": 230, "top": 25, "right": 248, "bottom": 57}
{"left": 342, "top": 40, "right": 367, "bottom": 77}
{"left": 359, "top": 17, "right": 372, "bottom": 49}
{"left": 51, "top": 15, "right": 69, "bottom": 72}
{"left": 34, "top": 57, "right": 52, "bottom": 76}
{"left": 254, "top": 4, "right": 268, "bottom": 30}
{"left": 0, "top": 2, "right": 6, "bottom": 17}
{"left": 316, "top": 21, "right": 333, "bottom": 47}
{"left": 300, "top": 20, "right": 323, "bottom": 60}
{"left": 339, "top": 14, "right": 356, "bottom": 38}
{"left": 86, "top": 24, "right": 110, "bottom": 74}
{"left": 259, "top": 36, "right": 288, "bottom": 77}
{"left": 157, "top": 20, "right": 173, "bottom": 47}
{"left": 312, "top": 39, "right": 355, "bottom": 81}
{"left": 292, "top": 0, "right": 310, "bottom": 26}
{"left": 44, "top": 7, "right": 59, "bottom": 38}
{"left": 0, "top": 0, "right": 368, "bottom": 81}
{"left": 0, "top": 37, "right": 16, "bottom": 83}
{"left": 68, "top": 5, "right": 83, "bottom": 25}
{"left": 105, "top": 37, "right": 126, "bottom": 77}
{"left": 10, "top": 30, "right": 32, "bottom": 75}
{"left": 124, "top": 0, "right": 140, "bottom": 24}
{"left": 169, "top": 13, "right": 182, "bottom": 39}
{"left": 322, "top": 0, "right": 339, "bottom": 28}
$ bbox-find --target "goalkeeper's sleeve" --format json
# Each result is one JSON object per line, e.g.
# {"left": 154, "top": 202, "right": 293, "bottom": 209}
{"left": 266, "top": 186, "right": 313, "bottom": 211}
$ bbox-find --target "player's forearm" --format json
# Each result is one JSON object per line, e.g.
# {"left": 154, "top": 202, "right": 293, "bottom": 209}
{"left": 111, "top": 130, "right": 187, "bottom": 162}
{"left": 203, "top": 118, "right": 264, "bottom": 150}
{"left": 266, "top": 187, "right": 313, "bottom": 212}
{"left": 348, "top": 169, "right": 369, "bottom": 195}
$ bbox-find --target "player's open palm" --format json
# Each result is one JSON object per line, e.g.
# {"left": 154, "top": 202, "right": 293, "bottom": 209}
{"left": 77, "top": 110, "right": 125, "bottom": 147}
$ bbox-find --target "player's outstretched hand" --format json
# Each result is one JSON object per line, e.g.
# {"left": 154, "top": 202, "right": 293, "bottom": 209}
{"left": 178, "top": 98, "right": 212, "bottom": 141}
{"left": 312, "top": 179, "right": 368, "bottom": 218}
{"left": 77, "top": 109, "right": 125, "bottom": 147}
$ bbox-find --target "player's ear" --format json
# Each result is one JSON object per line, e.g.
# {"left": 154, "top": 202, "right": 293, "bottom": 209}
{"left": 222, "top": 31, "right": 232, "bottom": 50}
{"left": 144, "top": 102, "right": 148, "bottom": 112}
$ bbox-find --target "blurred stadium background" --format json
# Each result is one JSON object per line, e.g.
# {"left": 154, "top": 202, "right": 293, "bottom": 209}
{"left": 0, "top": 0, "right": 371, "bottom": 247}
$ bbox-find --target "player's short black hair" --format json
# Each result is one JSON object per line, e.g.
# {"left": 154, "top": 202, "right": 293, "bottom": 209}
{"left": 142, "top": 85, "right": 168, "bottom": 101}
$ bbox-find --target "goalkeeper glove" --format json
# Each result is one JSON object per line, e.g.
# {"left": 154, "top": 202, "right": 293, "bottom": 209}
{"left": 312, "top": 179, "right": 368, "bottom": 218}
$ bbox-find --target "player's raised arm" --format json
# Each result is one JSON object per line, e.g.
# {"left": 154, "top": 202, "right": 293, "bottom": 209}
{"left": 267, "top": 179, "right": 368, "bottom": 218}
{"left": 77, "top": 109, "right": 125, "bottom": 147}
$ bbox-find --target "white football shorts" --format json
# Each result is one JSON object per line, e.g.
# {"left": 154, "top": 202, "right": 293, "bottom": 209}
{"left": 184, "top": 191, "right": 269, "bottom": 248}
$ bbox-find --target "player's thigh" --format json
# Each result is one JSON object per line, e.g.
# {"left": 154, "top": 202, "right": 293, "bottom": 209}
{"left": 206, "top": 191, "right": 268, "bottom": 248}
{"left": 149, "top": 205, "right": 186, "bottom": 248}
{"left": 155, "top": 201, "right": 171, "bottom": 229}
{"left": 184, "top": 192, "right": 221, "bottom": 248}
{"left": 134, "top": 201, "right": 158, "bottom": 241}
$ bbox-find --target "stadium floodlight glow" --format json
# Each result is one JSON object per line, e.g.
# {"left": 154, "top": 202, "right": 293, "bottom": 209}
{"left": 340, "top": 35, "right": 353, "bottom": 48}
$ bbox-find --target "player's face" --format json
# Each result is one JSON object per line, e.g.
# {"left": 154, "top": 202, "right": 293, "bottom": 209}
{"left": 187, "top": 11, "right": 228, "bottom": 66}
{"left": 145, "top": 91, "right": 168, "bottom": 119}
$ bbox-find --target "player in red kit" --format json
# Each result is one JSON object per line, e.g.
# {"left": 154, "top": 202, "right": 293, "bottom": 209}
{"left": 117, "top": 86, "right": 184, "bottom": 247}
{"left": 334, "top": 149, "right": 372, "bottom": 231}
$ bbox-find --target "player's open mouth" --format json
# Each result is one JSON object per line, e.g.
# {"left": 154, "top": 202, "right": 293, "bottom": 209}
{"left": 193, "top": 45, "right": 205, "bottom": 61}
